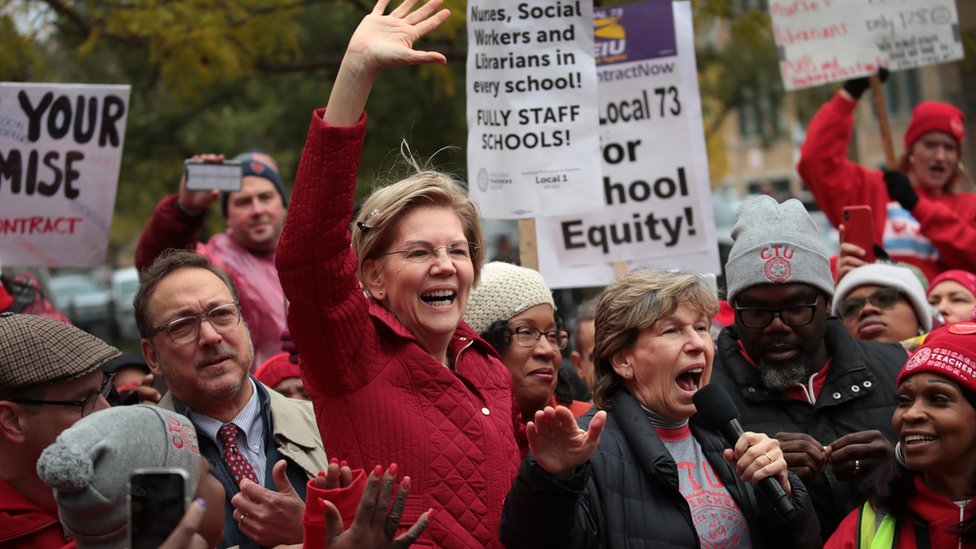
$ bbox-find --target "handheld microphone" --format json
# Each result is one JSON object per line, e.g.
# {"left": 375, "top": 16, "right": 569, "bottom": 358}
{"left": 692, "top": 383, "right": 795, "bottom": 517}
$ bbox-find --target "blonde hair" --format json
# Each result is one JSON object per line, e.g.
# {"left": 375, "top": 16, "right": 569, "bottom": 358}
{"left": 591, "top": 269, "right": 718, "bottom": 410}
{"left": 351, "top": 152, "right": 485, "bottom": 286}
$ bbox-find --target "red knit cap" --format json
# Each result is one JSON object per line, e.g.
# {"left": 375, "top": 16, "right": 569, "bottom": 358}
{"left": 898, "top": 321, "right": 976, "bottom": 395}
{"left": 255, "top": 352, "right": 301, "bottom": 389}
{"left": 903, "top": 101, "right": 965, "bottom": 151}
{"left": 928, "top": 269, "right": 976, "bottom": 300}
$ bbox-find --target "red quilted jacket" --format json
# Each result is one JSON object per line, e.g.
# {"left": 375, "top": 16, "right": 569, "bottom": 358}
{"left": 277, "top": 111, "right": 522, "bottom": 547}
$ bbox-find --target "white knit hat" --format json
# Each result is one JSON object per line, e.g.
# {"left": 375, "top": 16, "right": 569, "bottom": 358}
{"left": 833, "top": 263, "right": 932, "bottom": 331}
{"left": 464, "top": 262, "right": 555, "bottom": 336}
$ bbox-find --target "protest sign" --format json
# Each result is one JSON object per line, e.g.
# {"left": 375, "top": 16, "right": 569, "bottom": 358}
{"left": 536, "top": 0, "right": 719, "bottom": 289}
{"left": 771, "top": 0, "right": 963, "bottom": 91}
{"left": 466, "top": 0, "right": 602, "bottom": 218}
{"left": 0, "top": 83, "right": 130, "bottom": 267}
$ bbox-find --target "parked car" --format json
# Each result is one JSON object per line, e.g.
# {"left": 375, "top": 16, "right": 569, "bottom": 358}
{"left": 48, "top": 272, "right": 112, "bottom": 336}
{"left": 110, "top": 267, "right": 140, "bottom": 341}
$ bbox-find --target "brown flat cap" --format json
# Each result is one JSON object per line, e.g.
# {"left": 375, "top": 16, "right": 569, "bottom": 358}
{"left": 0, "top": 313, "right": 121, "bottom": 392}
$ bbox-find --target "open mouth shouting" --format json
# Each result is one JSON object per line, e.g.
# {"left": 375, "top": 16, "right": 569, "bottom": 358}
{"left": 675, "top": 367, "right": 705, "bottom": 394}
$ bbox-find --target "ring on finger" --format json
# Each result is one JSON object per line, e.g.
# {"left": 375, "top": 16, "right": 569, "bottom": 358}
{"left": 239, "top": 512, "right": 248, "bottom": 525}
{"left": 854, "top": 459, "right": 861, "bottom": 474}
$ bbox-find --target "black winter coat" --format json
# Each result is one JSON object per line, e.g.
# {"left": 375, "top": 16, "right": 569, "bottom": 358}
{"left": 500, "top": 389, "right": 821, "bottom": 548}
{"left": 710, "top": 318, "right": 906, "bottom": 539}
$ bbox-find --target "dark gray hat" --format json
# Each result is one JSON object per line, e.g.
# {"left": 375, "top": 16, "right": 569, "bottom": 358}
{"left": 0, "top": 313, "right": 121, "bottom": 392}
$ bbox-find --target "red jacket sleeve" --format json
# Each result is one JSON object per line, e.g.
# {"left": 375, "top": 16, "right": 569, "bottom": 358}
{"left": 913, "top": 194, "right": 976, "bottom": 273}
{"left": 275, "top": 110, "right": 376, "bottom": 398}
{"left": 301, "top": 469, "right": 367, "bottom": 549}
{"left": 134, "top": 194, "right": 205, "bottom": 272}
{"left": 797, "top": 92, "right": 889, "bottom": 239}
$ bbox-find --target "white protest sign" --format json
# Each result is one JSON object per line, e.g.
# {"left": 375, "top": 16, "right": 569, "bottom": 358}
{"left": 771, "top": 0, "right": 963, "bottom": 91}
{"left": 466, "top": 0, "right": 602, "bottom": 218}
{"left": 0, "top": 83, "right": 130, "bottom": 267}
{"left": 536, "top": 0, "right": 719, "bottom": 289}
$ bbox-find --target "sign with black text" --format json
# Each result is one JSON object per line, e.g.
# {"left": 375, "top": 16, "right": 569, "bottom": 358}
{"left": 0, "top": 83, "right": 130, "bottom": 267}
{"left": 537, "top": 0, "right": 719, "bottom": 288}
{"left": 466, "top": 0, "right": 602, "bottom": 218}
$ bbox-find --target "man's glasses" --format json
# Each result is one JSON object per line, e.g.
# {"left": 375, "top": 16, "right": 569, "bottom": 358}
{"left": 734, "top": 296, "right": 821, "bottom": 329}
{"left": 148, "top": 302, "right": 242, "bottom": 345}
{"left": 8, "top": 373, "right": 115, "bottom": 417}
{"left": 509, "top": 326, "right": 570, "bottom": 350}
{"left": 839, "top": 287, "right": 902, "bottom": 319}
{"left": 378, "top": 241, "right": 479, "bottom": 264}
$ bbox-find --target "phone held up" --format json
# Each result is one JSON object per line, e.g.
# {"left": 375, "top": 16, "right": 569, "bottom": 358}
{"left": 842, "top": 205, "right": 876, "bottom": 264}
{"left": 184, "top": 159, "right": 243, "bottom": 192}
{"left": 128, "top": 468, "right": 187, "bottom": 549}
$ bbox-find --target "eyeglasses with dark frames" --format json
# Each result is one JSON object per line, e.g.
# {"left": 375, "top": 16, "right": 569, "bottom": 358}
{"left": 509, "top": 326, "right": 570, "bottom": 350}
{"left": 377, "top": 241, "right": 479, "bottom": 264}
{"left": 839, "top": 287, "right": 902, "bottom": 319}
{"left": 7, "top": 373, "right": 115, "bottom": 417}
{"left": 148, "top": 302, "right": 242, "bottom": 345}
{"left": 734, "top": 295, "right": 821, "bottom": 329}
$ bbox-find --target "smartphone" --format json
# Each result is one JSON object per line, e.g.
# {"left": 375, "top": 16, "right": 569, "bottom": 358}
{"left": 184, "top": 159, "right": 242, "bottom": 192}
{"left": 128, "top": 468, "right": 187, "bottom": 549}
{"left": 842, "top": 205, "right": 877, "bottom": 263}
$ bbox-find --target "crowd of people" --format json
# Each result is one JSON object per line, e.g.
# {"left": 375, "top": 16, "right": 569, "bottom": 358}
{"left": 2, "top": 0, "right": 976, "bottom": 547}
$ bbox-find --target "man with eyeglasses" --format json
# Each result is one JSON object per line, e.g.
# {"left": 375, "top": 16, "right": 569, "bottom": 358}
{"left": 0, "top": 312, "right": 121, "bottom": 548}
{"left": 134, "top": 249, "right": 327, "bottom": 549}
{"left": 708, "top": 196, "right": 908, "bottom": 540}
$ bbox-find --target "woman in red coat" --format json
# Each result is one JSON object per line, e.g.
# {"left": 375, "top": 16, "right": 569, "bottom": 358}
{"left": 276, "top": 2, "right": 521, "bottom": 546}
{"left": 825, "top": 322, "right": 976, "bottom": 548}
{"left": 798, "top": 75, "right": 976, "bottom": 282}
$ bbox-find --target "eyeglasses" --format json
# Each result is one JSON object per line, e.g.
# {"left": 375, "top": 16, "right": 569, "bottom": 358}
{"left": 509, "top": 326, "right": 570, "bottom": 350}
{"left": 839, "top": 287, "right": 902, "bottom": 319}
{"left": 378, "top": 241, "right": 479, "bottom": 264}
{"left": 8, "top": 373, "right": 115, "bottom": 417}
{"left": 734, "top": 296, "right": 821, "bottom": 329}
{"left": 148, "top": 302, "right": 242, "bottom": 345}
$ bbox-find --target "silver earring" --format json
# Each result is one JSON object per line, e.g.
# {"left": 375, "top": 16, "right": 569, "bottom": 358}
{"left": 895, "top": 441, "right": 907, "bottom": 468}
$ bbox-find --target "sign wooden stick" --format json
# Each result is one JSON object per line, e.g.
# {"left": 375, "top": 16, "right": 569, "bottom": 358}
{"left": 518, "top": 218, "right": 539, "bottom": 271}
{"left": 869, "top": 75, "right": 898, "bottom": 170}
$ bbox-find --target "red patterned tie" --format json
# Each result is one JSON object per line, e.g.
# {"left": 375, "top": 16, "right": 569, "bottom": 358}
{"left": 218, "top": 423, "right": 259, "bottom": 486}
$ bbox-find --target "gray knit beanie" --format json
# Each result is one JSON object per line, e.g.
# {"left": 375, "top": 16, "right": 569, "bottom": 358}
{"left": 833, "top": 263, "right": 933, "bottom": 331}
{"left": 726, "top": 196, "right": 835, "bottom": 303}
{"left": 464, "top": 262, "right": 555, "bottom": 335}
{"left": 36, "top": 405, "right": 202, "bottom": 549}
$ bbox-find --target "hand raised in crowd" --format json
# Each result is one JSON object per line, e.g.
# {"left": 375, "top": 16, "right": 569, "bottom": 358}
{"left": 725, "top": 431, "right": 792, "bottom": 497}
{"left": 883, "top": 169, "right": 920, "bottom": 212}
{"left": 774, "top": 432, "right": 830, "bottom": 483}
{"left": 326, "top": 0, "right": 451, "bottom": 126}
{"left": 527, "top": 406, "right": 607, "bottom": 477}
{"left": 177, "top": 153, "right": 223, "bottom": 214}
{"left": 158, "top": 498, "right": 210, "bottom": 549}
{"left": 323, "top": 464, "right": 430, "bottom": 549}
{"left": 828, "top": 430, "right": 893, "bottom": 482}
{"left": 319, "top": 457, "right": 355, "bottom": 490}
{"left": 232, "top": 459, "right": 306, "bottom": 546}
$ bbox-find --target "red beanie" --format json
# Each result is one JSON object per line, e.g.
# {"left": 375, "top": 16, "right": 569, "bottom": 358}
{"left": 928, "top": 269, "right": 976, "bottom": 300}
{"left": 255, "top": 352, "right": 301, "bottom": 389}
{"left": 903, "top": 101, "right": 965, "bottom": 152}
{"left": 898, "top": 321, "right": 976, "bottom": 396}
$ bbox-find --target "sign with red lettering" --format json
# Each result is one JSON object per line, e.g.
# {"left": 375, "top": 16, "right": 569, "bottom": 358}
{"left": 0, "top": 83, "right": 130, "bottom": 267}
{"left": 770, "top": 0, "right": 963, "bottom": 91}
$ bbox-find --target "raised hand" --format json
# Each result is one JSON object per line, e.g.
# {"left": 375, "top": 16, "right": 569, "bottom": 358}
{"left": 326, "top": 0, "right": 451, "bottom": 126}
{"left": 526, "top": 406, "right": 606, "bottom": 477}
{"left": 829, "top": 430, "right": 893, "bottom": 482}
{"left": 177, "top": 153, "right": 223, "bottom": 213}
{"left": 726, "top": 431, "right": 791, "bottom": 497}
{"left": 232, "top": 460, "right": 305, "bottom": 545}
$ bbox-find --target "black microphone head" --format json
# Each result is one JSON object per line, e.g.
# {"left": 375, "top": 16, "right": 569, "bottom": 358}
{"left": 692, "top": 383, "right": 739, "bottom": 429}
